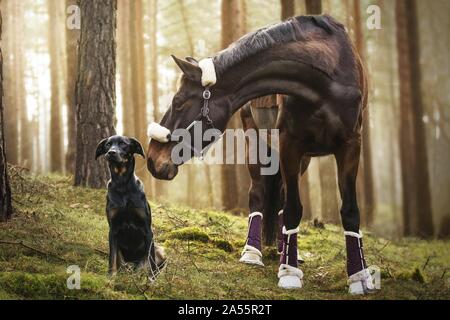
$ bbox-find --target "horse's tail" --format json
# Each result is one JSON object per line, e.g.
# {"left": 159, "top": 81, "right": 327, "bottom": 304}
{"left": 262, "top": 156, "right": 284, "bottom": 245}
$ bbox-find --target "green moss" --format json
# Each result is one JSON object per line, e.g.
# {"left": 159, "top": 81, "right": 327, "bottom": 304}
{"left": 168, "top": 227, "right": 210, "bottom": 243}
{"left": 211, "top": 237, "right": 234, "bottom": 252}
{"left": 1, "top": 170, "right": 449, "bottom": 300}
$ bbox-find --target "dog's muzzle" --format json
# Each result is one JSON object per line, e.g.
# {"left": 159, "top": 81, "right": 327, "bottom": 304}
{"left": 148, "top": 122, "right": 171, "bottom": 143}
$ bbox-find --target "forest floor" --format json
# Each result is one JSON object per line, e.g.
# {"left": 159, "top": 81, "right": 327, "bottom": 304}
{"left": 0, "top": 167, "right": 449, "bottom": 300}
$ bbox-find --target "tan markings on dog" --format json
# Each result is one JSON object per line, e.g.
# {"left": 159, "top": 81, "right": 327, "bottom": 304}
{"left": 109, "top": 208, "right": 119, "bottom": 221}
{"left": 133, "top": 208, "right": 147, "bottom": 220}
{"left": 114, "top": 167, "right": 119, "bottom": 174}
{"left": 119, "top": 166, "right": 127, "bottom": 175}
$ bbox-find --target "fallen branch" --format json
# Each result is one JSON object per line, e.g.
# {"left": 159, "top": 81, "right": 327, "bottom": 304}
{"left": 0, "top": 240, "right": 66, "bottom": 262}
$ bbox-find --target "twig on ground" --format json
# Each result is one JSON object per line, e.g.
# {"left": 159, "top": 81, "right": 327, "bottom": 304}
{"left": 422, "top": 256, "right": 433, "bottom": 271}
{"left": 0, "top": 240, "right": 67, "bottom": 262}
{"left": 380, "top": 241, "right": 390, "bottom": 252}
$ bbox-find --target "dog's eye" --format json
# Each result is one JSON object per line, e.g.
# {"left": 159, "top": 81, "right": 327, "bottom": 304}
{"left": 120, "top": 142, "right": 127, "bottom": 147}
{"left": 105, "top": 142, "right": 111, "bottom": 148}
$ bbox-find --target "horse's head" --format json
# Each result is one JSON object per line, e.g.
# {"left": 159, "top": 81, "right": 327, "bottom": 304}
{"left": 147, "top": 55, "right": 232, "bottom": 180}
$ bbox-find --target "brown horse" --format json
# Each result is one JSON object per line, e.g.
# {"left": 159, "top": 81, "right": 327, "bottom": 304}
{"left": 147, "top": 15, "right": 375, "bottom": 294}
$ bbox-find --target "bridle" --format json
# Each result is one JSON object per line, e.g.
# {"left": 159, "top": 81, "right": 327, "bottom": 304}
{"left": 185, "top": 87, "right": 214, "bottom": 131}
{"left": 173, "top": 87, "right": 221, "bottom": 159}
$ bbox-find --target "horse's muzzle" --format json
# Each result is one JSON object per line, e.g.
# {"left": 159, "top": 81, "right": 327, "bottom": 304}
{"left": 147, "top": 157, "right": 178, "bottom": 181}
{"left": 147, "top": 140, "right": 179, "bottom": 181}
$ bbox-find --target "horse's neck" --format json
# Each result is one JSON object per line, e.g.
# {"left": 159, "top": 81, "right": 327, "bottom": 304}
{"left": 219, "top": 49, "right": 328, "bottom": 114}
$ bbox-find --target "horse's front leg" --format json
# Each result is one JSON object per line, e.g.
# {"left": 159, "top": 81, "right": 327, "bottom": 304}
{"left": 278, "top": 132, "right": 304, "bottom": 289}
{"left": 239, "top": 162, "right": 265, "bottom": 266}
{"left": 239, "top": 107, "right": 266, "bottom": 266}
{"left": 335, "top": 135, "right": 375, "bottom": 294}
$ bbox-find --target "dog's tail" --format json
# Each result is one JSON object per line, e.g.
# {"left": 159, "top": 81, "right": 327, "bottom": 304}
{"left": 149, "top": 243, "right": 167, "bottom": 281}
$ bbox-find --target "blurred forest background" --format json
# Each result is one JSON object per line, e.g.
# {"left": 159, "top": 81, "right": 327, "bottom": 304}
{"left": 0, "top": 0, "right": 449, "bottom": 240}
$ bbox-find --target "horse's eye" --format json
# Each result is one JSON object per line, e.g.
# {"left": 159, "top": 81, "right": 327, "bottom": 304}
{"left": 175, "top": 101, "right": 188, "bottom": 111}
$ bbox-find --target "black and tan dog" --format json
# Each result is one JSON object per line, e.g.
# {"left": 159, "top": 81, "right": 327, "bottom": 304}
{"left": 96, "top": 135, "right": 166, "bottom": 278}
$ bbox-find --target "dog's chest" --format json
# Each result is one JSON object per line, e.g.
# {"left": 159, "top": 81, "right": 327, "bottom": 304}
{"left": 109, "top": 207, "right": 148, "bottom": 227}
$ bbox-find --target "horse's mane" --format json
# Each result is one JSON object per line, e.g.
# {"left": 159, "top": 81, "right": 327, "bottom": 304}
{"left": 212, "top": 14, "right": 346, "bottom": 77}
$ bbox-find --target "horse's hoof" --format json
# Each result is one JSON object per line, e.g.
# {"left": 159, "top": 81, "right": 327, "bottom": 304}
{"left": 348, "top": 269, "right": 376, "bottom": 295}
{"left": 239, "top": 245, "right": 264, "bottom": 267}
{"left": 277, "top": 264, "right": 303, "bottom": 289}
{"left": 278, "top": 275, "right": 302, "bottom": 289}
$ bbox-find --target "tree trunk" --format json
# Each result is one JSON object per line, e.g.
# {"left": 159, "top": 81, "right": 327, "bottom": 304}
{"left": 47, "top": 0, "right": 64, "bottom": 172}
{"left": 396, "top": 0, "right": 434, "bottom": 238}
{"left": 281, "top": 0, "right": 295, "bottom": 19}
{"left": 318, "top": 157, "right": 340, "bottom": 223}
{"left": 149, "top": 0, "right": 163, "bottom": 199}
{"left": 74, "top": 0, "right": 117, "bottom": 188}
{"left": 0, "top": 0, "right": 13, "bottom": 222}
{"left": 2, "top": 0, "right": 18, "bottom": 164}
{"left": 65, "top": 0, "right": 79, "bottom": 174}
{"left": 352, "top": 0, "right": 375, "bottom": 227}
{"left": 128, "top": 0, "right": 148, "bottom": 183}
{"left": 305, "top": 0, "right": 322, "bottom": 14}
{"left": 12, "top": 1, "right": 30, "bottom": 169}
{"left": 149, "top": 0, "right": 159, "bottom": 122}
{"left": 220, "top": 0, "right": 247, "bottom": 211}
{"left": 117, "top": 0, "right": 134, "bottom": 137}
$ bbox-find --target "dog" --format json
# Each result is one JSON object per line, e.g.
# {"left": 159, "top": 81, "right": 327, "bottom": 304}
{"left": 95, "top": 135, "right": 166, "bottom": 278}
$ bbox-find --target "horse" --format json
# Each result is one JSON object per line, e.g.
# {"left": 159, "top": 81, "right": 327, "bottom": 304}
{"left": 147, "top": 15, "right": 375, "bottom": 294}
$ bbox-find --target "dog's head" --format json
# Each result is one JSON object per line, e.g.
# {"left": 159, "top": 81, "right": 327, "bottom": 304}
{"left": 95, "top": 135, "right": 145, "bottom": 165}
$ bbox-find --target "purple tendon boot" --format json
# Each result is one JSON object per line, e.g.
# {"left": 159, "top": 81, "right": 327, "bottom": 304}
{"left": 278, "top": 226, "right": 303, "bottom": 289}
{"left": 345, "top": 231, "right": 376, "bottom": 294}
{"left": 240, "top": 212, "right": 264, "bottom": 267}
{"left": 277, "top": 210, "right": 284, "bottom": 254}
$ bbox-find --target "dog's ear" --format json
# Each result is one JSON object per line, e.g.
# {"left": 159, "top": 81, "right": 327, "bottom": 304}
{"left": 95, "top": 138, "right": 108, "bottom": 160}
{"left": 129, "top": 138, "right": 145, "bottom": 158}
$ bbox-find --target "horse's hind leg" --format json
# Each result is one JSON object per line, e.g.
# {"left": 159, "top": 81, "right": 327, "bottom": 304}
{"left": 277, "top": 131, "right": 304, "bottom": 289}
{"left": 335, "top": 135, "right": 375, "bottom": 294}
{"left": 277, "top": 155, "right": 310, "bottom": 253}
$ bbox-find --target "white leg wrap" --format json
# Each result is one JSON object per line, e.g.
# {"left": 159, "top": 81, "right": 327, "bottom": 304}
{"left": 344, "top": 230, "right": 363, "bottom": 238}
{"left": 239, "top": 245, "right": 264, "bottom": 267}
{"left": 278, "top": 227, "right": 303, "bottom": 289}
{"left": 248, "top": 212, "right": 263, "bottom": 219}
{"left": 347, "top": 268, "right": 376, "bottom": 295}
{"left": 278, "top": 264, "right": 303, "bottom": 289}
{"left": 240, "top": 212, "right": 264, "bottom": 266}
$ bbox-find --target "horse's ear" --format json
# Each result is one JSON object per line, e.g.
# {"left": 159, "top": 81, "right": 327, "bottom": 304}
{"left": 129, "top": 137, "right": 145, "bottom": 158}
{"left": 185, "top": 56, "right": 198, "bottom": 65}
{"left": 171, "top": 55, "right": 201, "bottom": 83}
